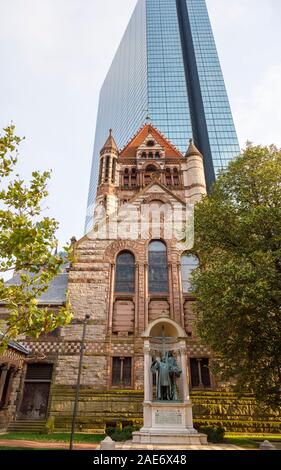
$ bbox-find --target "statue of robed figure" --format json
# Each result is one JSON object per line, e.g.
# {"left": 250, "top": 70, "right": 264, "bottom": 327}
{"left": 151, "top": 351, "right": 182, "bottom": 401}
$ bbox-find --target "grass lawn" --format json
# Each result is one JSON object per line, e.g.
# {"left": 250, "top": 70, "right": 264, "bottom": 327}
{"left": 0, "top": 432, "right": 104, "bottom": 444}
{"left": 224, "top": 438, "right": 258, "bottom": 449}
{"left": 224, "top": 434, "right": 281, "bottom": 449}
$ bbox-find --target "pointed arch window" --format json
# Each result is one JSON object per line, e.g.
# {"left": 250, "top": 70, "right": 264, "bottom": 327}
{"left": 181, "top": 254, "right": 199, "bottom": 293}
{"left": 115, "top": 251, "right": 135, "bottom": 293}
{"left": 149, "top": 240, "right": 168, "bottom": 293}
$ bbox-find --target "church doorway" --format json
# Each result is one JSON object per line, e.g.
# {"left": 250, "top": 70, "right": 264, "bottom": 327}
{"left": 18, "top": 364, "right": 53, "bottom": 420}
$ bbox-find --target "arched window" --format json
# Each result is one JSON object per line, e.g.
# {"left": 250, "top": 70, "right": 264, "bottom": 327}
{"left": 155, "top": 151, "right": 160, "bottom": 159}
{"left": 149, "top": 240, "right": 168, "bottom": 293}
{"left": 98, "top": 157, "right": 104, "bottom": 185}
{"left": 115, "top": 251, "right": 135, "bottom": 293}
{"left": 105, "top": 155, "right": 110, "bottom": 182}
{"left": 141, "top": 152, "right": 147, "bottom": 159}
{"left": 131, "top": 167, "right": 137, "bottom": 187}
{"left": 181, "top": 254, "right": 199, "bottom": 293}
{"left": 124, "top": 168, "right": 129, "bottom": 188}
{"left": 173, "top": 167, "right": 180, "bottom": 186}
{"left": 148, "top": 152, "right": 153, "bottom": 159}
{"left": 165, "top": 168, "right": 172, "bottom": 186}
{"left": 111, "top": 158, "right": 116, "bottom": 183}
{"left": 145, "top": 165, "right": 157, "bottom": 185}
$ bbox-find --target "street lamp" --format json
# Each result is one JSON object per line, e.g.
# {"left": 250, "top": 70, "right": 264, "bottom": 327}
{"left": 69, "top": 313, "right": 90, "bottom": 450}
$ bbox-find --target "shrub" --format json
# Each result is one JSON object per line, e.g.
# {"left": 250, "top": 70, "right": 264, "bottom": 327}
{"left": 42, "top": 416, "right": 55, "bottom": 435}
{"left": 198, "top": 425, "right": 225, "bottom": 443}
{"left": 106, "top": 425, "right": 140, "bottom": 442}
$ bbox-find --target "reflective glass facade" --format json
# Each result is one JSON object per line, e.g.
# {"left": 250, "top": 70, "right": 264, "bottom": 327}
{"left": 85, "top": 0, "right": 240, "bottom": 233}
{"left": 185, "top": 0, "right": 240, "bottom": 173}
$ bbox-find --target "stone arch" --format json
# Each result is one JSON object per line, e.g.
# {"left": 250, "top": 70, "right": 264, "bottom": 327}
{"left": 143, "top": 161, "right": 161, "bottom": 171}
{"left": 104, "top": 240, "right": 143, "bottom": 264}
{"left": 142, "top": 194, "right": 171, "bottom": 205}
{"left": 142, "top": 317, "right": 187, "bottom": 339}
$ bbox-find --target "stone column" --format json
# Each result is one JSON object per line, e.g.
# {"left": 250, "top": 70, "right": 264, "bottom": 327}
{"left": 0, "top": 366, "right": 9, "bottom": 404}
{"left": 143, "top": 342, "right": 152, "bottom": 403}
{"left": 142, "top": 341, "right": 152, "bottom": 430}
{"left": 144, "top": 263, "right": 149, "bottom": 328}
{"left": 2, "top": 367, "right": 16, "bottom": 408}
{"left": 135, "top": 263, "right": 139, "bottom": 335}
{"left": 168, "top": 263, "right": 174, "bottom": 319}
{"left": 180, "top": 343, "right": 194, "bottom": 430}
{"left": 177, "top": 263, "right": 185, "bottom": 328}
{"left": 180, "top": 344, "right": 190, "bottom": 402}
{"left": 108, "top": 156, "right": 113, "bottom": 184}
{"left": 107, "top": 263, "right": 116, "bottom": 334}
{"left": 101, "top": 156, "right": 106, "bottom": 184}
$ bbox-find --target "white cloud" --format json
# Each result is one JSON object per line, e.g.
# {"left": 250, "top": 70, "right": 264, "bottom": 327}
{"left": 234, "top": 65, "right": 281, "bottom": 148}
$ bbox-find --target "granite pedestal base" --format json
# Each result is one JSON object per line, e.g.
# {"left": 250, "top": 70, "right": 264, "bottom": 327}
{"left": 132, "top": 401, "right": 207, "bottom": 445}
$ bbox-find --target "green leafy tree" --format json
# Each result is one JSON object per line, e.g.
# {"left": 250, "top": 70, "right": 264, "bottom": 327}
{"left": 0, "top": 125, "right": 72, "bottom": 349}
{"left": 190, "top": 144, "right": 281, "bottom": 409}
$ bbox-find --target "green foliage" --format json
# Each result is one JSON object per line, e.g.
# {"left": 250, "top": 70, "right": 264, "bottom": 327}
{"left": 106, "top": 425, "right": 140, "bottom": 442}
{"left": 42, "top": 416, "right": 55, "bottom": 435}
{"left": 0, "top": 125, "right": 72, "bottom": 348}
{"left": 196, "top": 424, "right": 225, "bottom": 443}
{"left": 188, "top": 144, "right": 281, "bottom": 410}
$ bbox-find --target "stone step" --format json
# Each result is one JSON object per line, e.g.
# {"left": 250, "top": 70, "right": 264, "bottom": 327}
{"left": 8, "top": 420, "right": 46, "bottom": 432}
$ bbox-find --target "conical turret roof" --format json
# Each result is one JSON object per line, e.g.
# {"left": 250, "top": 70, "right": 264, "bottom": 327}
{"left": 100, "top": 129, "right": 118, "bottom": 153}
{"left": 185, "top": 139, "right": 203, "bottom": 158}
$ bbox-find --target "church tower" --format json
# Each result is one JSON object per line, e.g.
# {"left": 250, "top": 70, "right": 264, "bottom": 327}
{"left": 95, "top": 129, "right": 119, "bottom": 218}
{"left": 183, "top": 139, "right": 207, "bottom": 204}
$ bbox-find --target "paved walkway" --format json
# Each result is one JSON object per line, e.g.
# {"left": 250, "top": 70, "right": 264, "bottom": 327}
{"left": 0, "top": 439, "right": 99, "bottom": 450}
{"left": 114, "top": 441, "right": 243, "bottom": 450}
{"left": 0, "top": 439, "right": 243, "bottom": 450}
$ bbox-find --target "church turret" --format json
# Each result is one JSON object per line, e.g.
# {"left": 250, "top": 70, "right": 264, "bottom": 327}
{"left": 184, "top": 139, "right": 207, "bottom": 203}
{"left": 95, "top": 129, "right": 119, "bottom": 218}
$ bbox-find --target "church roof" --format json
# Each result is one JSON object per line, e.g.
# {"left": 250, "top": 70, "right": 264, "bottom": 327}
{"left": 185, "top": 139, "right": 203, "bottom": 158}
{"left": 100, "top": 129, "right": 118, "bottom": 153}
{"left": 119, "top": 123, "right": 183, "bottom": 159}
{"left": 0, "top": 332, "right": 29, "bottom": 355}
{"left": 3, "top": 272, "right": 68, "bottom": 306}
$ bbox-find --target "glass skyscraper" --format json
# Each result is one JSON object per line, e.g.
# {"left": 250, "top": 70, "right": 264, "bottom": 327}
{"left": 85, "top": 0, "right": 240, "bottom": 233}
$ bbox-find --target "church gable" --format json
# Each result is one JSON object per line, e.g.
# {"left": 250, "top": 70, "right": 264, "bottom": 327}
{"left": 119, "top": 124, "right": 183, "bottom": 159}
{"left": 130, "top": 181, "right": 187, "bottom": 208}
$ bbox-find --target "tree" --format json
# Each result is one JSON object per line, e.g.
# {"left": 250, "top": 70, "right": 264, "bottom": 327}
{"left": 190, "top": 144, "right": 281, "bottom": 409}
{"left": 0, "top": 125, "right": 72, "bottom": 349}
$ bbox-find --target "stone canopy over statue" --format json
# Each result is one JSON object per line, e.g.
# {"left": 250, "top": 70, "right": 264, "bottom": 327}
{"left": 151, "top": 351, "right": 182, "bottom": 401}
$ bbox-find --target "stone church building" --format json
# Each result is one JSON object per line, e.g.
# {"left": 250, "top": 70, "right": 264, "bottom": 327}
{"left": 0, "top": 124, "right": 280, "bottom": 434}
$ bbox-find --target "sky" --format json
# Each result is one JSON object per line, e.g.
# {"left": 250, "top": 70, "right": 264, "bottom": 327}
{"left": 0, "top": 0, "right": 280, "bottom": 248}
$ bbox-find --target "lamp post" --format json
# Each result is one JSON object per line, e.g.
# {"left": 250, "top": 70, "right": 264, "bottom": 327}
{"left": 69, "top": 313, "right": 90, "bottom": 450}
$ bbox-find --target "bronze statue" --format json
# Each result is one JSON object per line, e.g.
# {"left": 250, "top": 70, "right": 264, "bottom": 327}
{"left": 151, "top": 351, "right": 182, "bottom": 401}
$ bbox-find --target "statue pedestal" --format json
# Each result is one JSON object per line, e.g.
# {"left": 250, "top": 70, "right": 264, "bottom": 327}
{"left": 132, "top": 401, "right": 207, "bottom": 445}
{"left": 136, "top": 319, "right": 208, "bottom": 446}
